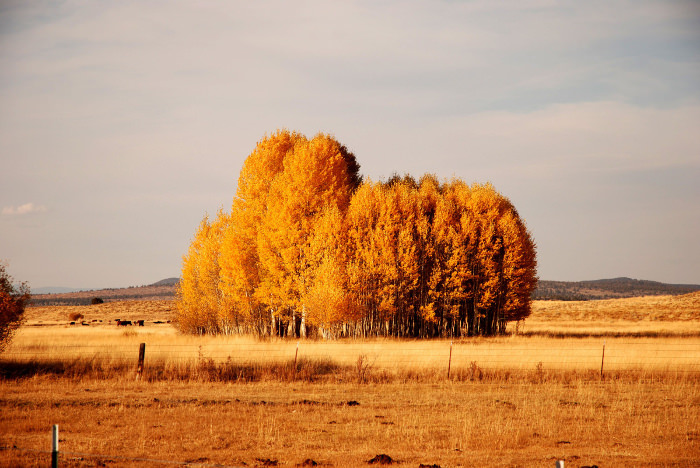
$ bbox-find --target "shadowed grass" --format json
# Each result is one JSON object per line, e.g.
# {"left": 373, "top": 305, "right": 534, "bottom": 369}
{"left": 2, "top": 354, "right": 697, "bottom": 386}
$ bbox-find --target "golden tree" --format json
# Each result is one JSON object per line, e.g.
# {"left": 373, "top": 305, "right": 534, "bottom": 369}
{"left": 219, "top": 130, "right": 303, "bottom": 335}
{"left": 302, "top": 205, "right": 354, "bottom": 338}
{"left": 176, "top": 211, "right": 231, "bottom": 334}
{"left": 177, "top": 130, "right": 536, "bottom": 338}
{"left": 217, "top": 131, "right": 360, "bottom": 337}
{"left": 258, "top": 134, "right": 360, "bottom": 336}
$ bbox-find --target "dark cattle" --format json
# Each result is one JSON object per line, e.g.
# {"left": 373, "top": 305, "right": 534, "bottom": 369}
{"left": 117, "top": 320, "right": 132, "bottom": 326}
{"left": 137, "top": 320, "right": 145, "bottom": 326}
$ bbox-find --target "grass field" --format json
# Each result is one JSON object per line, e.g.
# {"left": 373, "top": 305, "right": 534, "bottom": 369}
{"left": 2, "top": 377, "right": 698, "bottom": 467}
{"left": 1, "top": 293, "right": 699, "bottom": 466}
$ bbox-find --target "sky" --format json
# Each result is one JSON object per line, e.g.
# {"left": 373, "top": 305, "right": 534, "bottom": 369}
{"left": 1, "top": 0, "right": 699, "bottom": 289}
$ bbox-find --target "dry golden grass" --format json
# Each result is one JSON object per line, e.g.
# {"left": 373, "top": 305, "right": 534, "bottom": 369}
{"left": 518, "top": 292, "right": 700, "bottom": 338}
{"left": 530, "top": 292, "right": 700, "bottom": 322}
{"left": 23, "top": 300, "right": 174, "bottom": 326}
{"left": 5, "top": 326, "right": 700, "bottom": 377}
{"left": 1, "top": 377, "right": 699, "bottom": 467}
{"left": 2, "top": 294, "right": 699, "bottom": 466}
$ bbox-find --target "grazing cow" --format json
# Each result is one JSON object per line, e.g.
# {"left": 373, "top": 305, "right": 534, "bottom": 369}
{"left": 137, "top": 320, "right": 145, "bottom": 326}
{"left": 117, "top": 320, "right": 132, "bottom": 326}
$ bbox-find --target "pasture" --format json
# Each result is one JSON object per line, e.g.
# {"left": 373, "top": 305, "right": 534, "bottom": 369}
{"left": 1, "top": 294, "right": 699, "bottom": 466}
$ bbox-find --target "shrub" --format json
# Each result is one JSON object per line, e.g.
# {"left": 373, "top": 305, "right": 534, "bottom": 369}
{"left": 91, "top": 297, "right": 104, "bottom": 305}
{"left": 68, "top": 312, "right": 84, "bottom": 322}
{"left": 0, "top": 263, "right": 30, "bottom": 353}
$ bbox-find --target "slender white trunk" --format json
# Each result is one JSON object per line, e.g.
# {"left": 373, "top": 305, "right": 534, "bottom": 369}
{"left": 300, "top": 306, "right": 307, "bottom": 338}
{"left": 287, "top": 310, "right": 296, "bottom": 337}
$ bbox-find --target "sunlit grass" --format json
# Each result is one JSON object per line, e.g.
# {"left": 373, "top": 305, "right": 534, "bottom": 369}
{"left": 2, "top": 295, "right": 700, "bottom": 466}
{"left": 4, "top": 326, "right": 699, "bottom": 382}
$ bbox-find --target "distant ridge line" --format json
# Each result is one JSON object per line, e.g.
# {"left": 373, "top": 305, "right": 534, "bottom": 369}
{"left": 30, "top": 276, "right": 700, "bottom": 305}
{"left": 30, "top": 278, "right": 180, "bottom": 307}
{"left": 150, "top": 277, "right": 180, "bottom": 287}
{"left": 534, "top": 277, "right": 700, "bottom": 301}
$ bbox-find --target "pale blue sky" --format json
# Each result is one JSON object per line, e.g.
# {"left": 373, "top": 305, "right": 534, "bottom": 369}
{"left": 1, "top": 0, "right": 699, "bottom": 288}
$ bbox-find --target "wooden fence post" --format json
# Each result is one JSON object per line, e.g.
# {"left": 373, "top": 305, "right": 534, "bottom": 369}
{"left": 294, "top": 341, "right": 299, "bottom": 373}
{"left": 600, "top": 340, "right": 606, "bottom": 381}
{"left": 555, "top": 460, "right": 564, "bottom": 468}
{"left": 136, "top": 343, "right": 146, "bottom": 381}
{"left": 52, "top": 424, "right": 59, "bottom": 468}
{"left": 447, "top": 341, "right": 453, "bottom": 379}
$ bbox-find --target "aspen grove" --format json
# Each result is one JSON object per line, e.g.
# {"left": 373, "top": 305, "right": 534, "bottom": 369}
{"left": 176, "top": 130, "right": 537, "bottom": 338}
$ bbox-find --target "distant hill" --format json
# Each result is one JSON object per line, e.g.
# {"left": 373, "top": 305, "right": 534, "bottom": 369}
{"left": 29, "top": 276, "right": 700, "bottom": 305}
{"left": 150, "top": 277, "right": 180, "bottom": 287}
{"left": 534, "top": 277, "right": 700, "bottom": 301}
{"left": 32, "top": 286, "right": 86, "bottom": 295}
{"left": 30, "top": 278, "right": 180, "bottom": 307}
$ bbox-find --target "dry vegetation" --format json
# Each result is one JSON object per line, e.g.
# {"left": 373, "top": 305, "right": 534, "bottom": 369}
{"left": 2, "top": 378, "right": 698, "bottom": 467}
{"left": 530, "top": 292, "right": 700, "bottom": 322}
{"left": 2, "top": 293, "right": 699, "bottom": 466}
{"left": 22, "top": 300, "right": 174, "bottom": 326}
{"left": 30, "top": 283, "right": 177, "bottom": 305}
{"left": 522, "top": 292, "right": 700, "bottom": 338}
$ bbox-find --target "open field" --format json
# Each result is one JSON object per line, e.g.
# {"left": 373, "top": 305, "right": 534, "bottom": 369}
{"left": 23, "top": 291, "right": 700, "bottom": 334}
{"left": 3, "top": 327, "right": 700, "bottom": 377}
{"left": 22, "top": 300, "right": 175, "bottom": 326}
{"left": 522, "top": 292, "right": 700, "bottom": 338}
{"left": 2, "top": 293, "right": 699, "bottom": 466}
{"left": 2, "top": 377, "right": 699, "bottom": 467}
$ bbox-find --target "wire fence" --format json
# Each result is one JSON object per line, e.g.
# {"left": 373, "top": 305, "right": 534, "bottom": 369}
{"left": 3, "top": 340, "right": 700, "bottom": 376}
{"left": 2, "top": 342, "right": 699, "bottom": 466}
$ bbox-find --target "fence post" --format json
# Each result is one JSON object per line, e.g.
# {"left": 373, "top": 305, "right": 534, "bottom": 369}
{"left": 447, "top": 341, "right": 453, "bottom": 379}
{"left": 600, "top": 340, "right": 606, "bottom": 381}
{"left": 294, "top": 341, "right": 299, "bottom": 373}
{"left": 136, "top": 343, "right": 146, "bottom": 381}
{"left": 52, "top": 424, "right": 59, "bottom": 468}
{"left": 555, "top": 460, "right": 564, "bottom": 468}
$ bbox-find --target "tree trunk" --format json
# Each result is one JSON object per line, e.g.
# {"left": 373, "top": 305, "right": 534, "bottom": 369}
{"left": 300, "top": 306, "right": 307, "bottom": 338}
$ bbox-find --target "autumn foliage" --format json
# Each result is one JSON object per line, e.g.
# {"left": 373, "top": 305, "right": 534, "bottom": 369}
{"left": 176, "top": 130, "right": 537, "bottom": 337}
{"left": 0, "top": 263, "right": 30, "bottom": 352}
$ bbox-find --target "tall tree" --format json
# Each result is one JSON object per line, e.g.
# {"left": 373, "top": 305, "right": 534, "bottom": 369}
{"left": 258, "top": 133, "right": 360, "bottom": 336}
{"left": 219, "top": 130, "right": 304, "bottom": 335}
{"left": 176, "top": 212, "right": 230, "bottom": 334}
{"left": 302, "top": 205, "right": 355, "bottom": 338}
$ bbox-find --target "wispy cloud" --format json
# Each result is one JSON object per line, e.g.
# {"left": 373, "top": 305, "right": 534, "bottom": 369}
{"left": 2, "top": 203, "right": 47, "bottom": 216}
